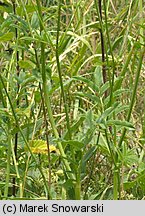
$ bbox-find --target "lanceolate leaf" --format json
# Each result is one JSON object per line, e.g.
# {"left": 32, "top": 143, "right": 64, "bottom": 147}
{"left": 72, "top": 76, "right": 99, "bottom": 92}
{"left": 81, "top": 146, "right": 97, "bottom": 173}
{"left": 97, "top": 102, "right": 118, "bottom": 123}
{"left": 106, "top": 120, "right": 134, "bottom": 129}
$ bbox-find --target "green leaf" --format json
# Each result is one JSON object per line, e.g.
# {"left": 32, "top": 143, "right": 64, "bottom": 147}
{"left": 0, "top": 32, "right": 14, "bottom": 42}
{"left": 21, "top": 76, "right": 37, "bottom": 88}
{"left": 118, "top": 143, "right": 138, "bottom": 166}
{"left": 10, "top": 14, "right": 29, "bottom": 32}
{"left": 31, "top": 12, "right": 40, "bottom": 29}
{"left": 82, "top": 146, "right": 97, "bottom": 171}
{"left": 19, "top": 60, "right": 35, "bottom": 69}
{"left": 114, "top": 105, "right": 129, "bottom": 115}
{"left": 94, "top": 66, "right": 103, "bottom": 87}
{"left": 62, "top": 140, "right": 84, "bottom": 151}
{"left": 74, "top": 92, "right": 100, "bottom": 103}
{"left": 79, "top": 21, "right": 100, "bottom": 30}
{"left": 67, "top": 31, "right": 92, "bottom": 53}
{"left": 16, "top": 5, "right": 36, "bottom": 16}
{"left": 112, "top": 36, "right": 123, "bottom": 51}
{"left": 97, "top": 102, "right": 118, "bottom": 123}
{"left": 123, "top": 181, "right": 136, "bottom": 190}
{"left": 73, "top": 76, "right": 99, "bottom": 92}
{"left": 81, "top": 126, "right": 96, "bottom": 147}
{"left": 100, "top": 81, "right": 110, "bottom": 96}
{"left": 25, "top": 139, "right": 58, "bottom": 155}
{"left": 106, "top": 120, "right": 134, "bottom": 129}
{"left": 34, "top": 91, "right": 41, "bottom": 103}
{"left": 63, "top": 116, "right": 85, "bottom": 140}
{"left": 0, "top": 3, "right": 12, "bottom": 13}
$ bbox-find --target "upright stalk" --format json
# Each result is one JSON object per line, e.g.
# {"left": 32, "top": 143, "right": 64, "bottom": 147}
{"left": 56, "top": 1, "right": 71, "bottom": 140}
{"left": 39, "top": 83, "right": 52, "bottom": 195}
{"left": 11, "top": 138, "right": 23, "bottom": 198}
{"left": 118, "top": 47, "right": 145, "bottom": 148}
{"left": 96, "top": 0, "right": 107, "bottom": 86}
{"left": 103, "top": 0, "right": 116, "bottom": 106}
{"left": 56, "top": 1, "right": 81, "bottom": 199}
{"left": 138, "top": 0, "right": 143, "bottom": 44}
{"left": 103, "top": 0, "right": 119, "bottom": 199}
{"left": 114, "top": 45, "right": 135, "bottom": 91}
{"left": 118, "top": 46, "right": 145, "bottom": 198}
{"left": 12, "top": 0, "right": 20, "bottom": 197}
{"left": 35, "top": 0, "right": 75, "bottom": 181}
{"left": 4, "top": 126, "right": 11, "bottom": 199}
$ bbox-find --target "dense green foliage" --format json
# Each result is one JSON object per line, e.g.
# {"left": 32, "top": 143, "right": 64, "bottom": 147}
{"left": 0, "top": 0, "right": 145, "bottom": 200}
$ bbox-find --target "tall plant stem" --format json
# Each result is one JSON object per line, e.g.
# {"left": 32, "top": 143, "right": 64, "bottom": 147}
{"left": 56, "top": 2, "right": 80, "bottom": 199}
{"left": 103, "top": 0, "right": 119, "bottom": 199}
{"left": 114, "top": 44, "right": 135, "bottom": 91}
{"left": 103, "top": 0, "right": 115, "bottom": 106}
{"left": 35, "top": 0, "right": 75, "bottom": 181}
{"left": 12, "top": 0, "right": 20, "bottom": 197}
{"left": 39, "top": 83, "right": 52, "bottom": 195}
{"left": 11, "top": 138, "right": 23, "bottom": 198}
{"left": 97, "top": 0, "right": 107, "bottom": 86}
{"left": 139, "top": 0, "right": 143, "bottom": 44}
{"left": 4, "top": 126, "right": 11, "bottom": 199}
{"left": 56, "top": 1, "right": 71, "bottom": 140}
{"left": 117, "top": 46, "right": 145, "bottom": 198}
{"left": 118, "top": 47, "right": 145, "bottom": 148}
{"left": 33, "top": 40, "right": 52, "bottom": 195}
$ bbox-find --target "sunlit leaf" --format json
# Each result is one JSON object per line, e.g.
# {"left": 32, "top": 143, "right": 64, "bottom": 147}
{"left": 0, "top": 32, "right": 14, "bottom": 42}
{"left": 25, "top": 140, "right": 58, "bottom": 155}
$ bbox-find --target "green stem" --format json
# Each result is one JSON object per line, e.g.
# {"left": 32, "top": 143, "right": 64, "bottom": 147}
{"left": 114, "top": 44, "right": 135, "bottom": 91}
{"left": 75, "top": 173, "right": 81, "bottom": 200}
{"left": 139, "top": 0, "right": 143, "bottom": 44}
{"left": 113, "top": 166, "right": 119, "bottom": 200}
{"left": 11, "top": 139, "right": 23, "bottom": 198}
{"left": 35, "top": 0, "right": 75, "bottom": 181}
{"left": 103, "top": 0, "right": 116, "bottom": 106}
{"left": 56, "top": 1, "right": 71, "bottom": 140}
{"left": 4, "top": 126, "right": 11, "bottom": 199}
{"left": 117, "top": 46, "right": 145, "bottom": 198}
{"left": 39, "top": 83, "right": 52, "bottom": 196}
{"left": 95, "top": 0, "right": 107, "bottom": 87}
{"left": 56, "top": 2, "right": 79, "bottom": 199}
{"left": 12, "top": 0, "right": 20, "bottom": 197}
{"left": 118, "top": 47, "right": 145, "bottom": 148}
{"left": 103, "top": 0, "right": 119, "bottom": 199}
